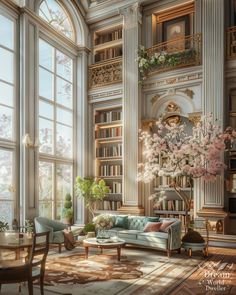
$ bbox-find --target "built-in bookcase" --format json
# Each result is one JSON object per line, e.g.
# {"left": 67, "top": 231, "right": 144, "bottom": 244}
{"left": 94, "top": 106, "right": 123, "bottom": 213}
{"left": 93, "top": 25, "right": 123, "bottom": 63}
{"left": 152, "top": 175, "right": 194, "bottom": 228}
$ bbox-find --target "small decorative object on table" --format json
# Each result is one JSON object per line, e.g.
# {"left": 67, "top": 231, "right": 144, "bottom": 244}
{"left": 93, "top": 214, "right": 113, "bottom": 240}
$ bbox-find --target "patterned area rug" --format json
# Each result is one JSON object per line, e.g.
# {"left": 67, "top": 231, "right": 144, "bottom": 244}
{"left": 36, "top": 247, "right": 203, "bottom": 295}
{"left": 41, "top": 252, "right": 143, "bottom": 285}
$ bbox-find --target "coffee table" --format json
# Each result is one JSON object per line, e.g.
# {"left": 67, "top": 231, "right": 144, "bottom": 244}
{"left": 83, "top": 238, "right": 125, "bottom": 261}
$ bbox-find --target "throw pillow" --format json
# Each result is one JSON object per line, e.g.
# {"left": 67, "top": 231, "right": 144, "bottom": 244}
{"left": 114, "top": 216, "right": 129, "bottom": 229}
{"left": 159, "top": 221, "right": 175, "bottom": 232}
{"left": 146, "top": 217, "right": 160, "bottom": 222}
{"left": 143, "top": 222, "right": 163, "bottom": 232}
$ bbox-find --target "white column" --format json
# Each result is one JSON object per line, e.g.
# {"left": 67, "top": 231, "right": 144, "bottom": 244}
{"left": 76, "top": 48, "right": 89, "bottom": 224}
{"left": 120, "top": 3, "right": 143, "bottom": 214}
{"left": 202, "top": 0, "right": 225, "bottom": 208}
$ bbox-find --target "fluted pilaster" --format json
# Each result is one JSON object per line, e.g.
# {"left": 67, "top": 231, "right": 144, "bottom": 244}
{"left": 120, "top": 3, "right": 143, "bottom": 210}
{"left": 202, "top": 0, "right": 225, "bottom": 208}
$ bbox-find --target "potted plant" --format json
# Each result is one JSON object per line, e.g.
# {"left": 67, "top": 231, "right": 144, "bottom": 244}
{"left": 63, "top": 193, "right": 73, "bottom": 225}
{"left": 25, "top": 219, "right": 34, "bottom": 238}
{"left": 75, "top": 177, "right": 110, "bottom": 219}
{"left": 0, "top": 221, "right": 9, "bottom": 232}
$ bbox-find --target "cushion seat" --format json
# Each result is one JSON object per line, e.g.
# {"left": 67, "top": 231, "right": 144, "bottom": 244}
{"left": 137, "top": 232, "right": 168, "bottom": 245}
{"left": 118, "top": 229, "right": 143, "bottom": 240}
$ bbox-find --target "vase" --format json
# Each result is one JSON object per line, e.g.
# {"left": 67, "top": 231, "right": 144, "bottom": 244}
{"left": 96, "top": 228, "right": 110, "bottom": 240}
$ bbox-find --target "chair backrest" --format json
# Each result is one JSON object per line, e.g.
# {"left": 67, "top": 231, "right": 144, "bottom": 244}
{"left": 29, "top": 231, "right": 50, "bottom": 276}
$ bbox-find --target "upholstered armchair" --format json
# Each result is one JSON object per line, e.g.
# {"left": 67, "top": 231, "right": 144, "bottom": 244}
{"left": 34, "top": 217, "right": 68, "bottom": 253}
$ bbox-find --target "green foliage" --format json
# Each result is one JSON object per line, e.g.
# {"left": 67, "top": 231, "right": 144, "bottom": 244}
{"left": 25, "top": 219, "right": 34, "bottom": 233}
{"left": 63, "top": 193, "right": 73, "bottom": 221}
{"left": 75, "top": 177, "right": 110, "bottom": 218}
{"left": 83, "top": 222, "right": 95, "bottom": 234}
{"left": 0, "top": 221, "right": 9, "bottom": 232}
{"left": 136, "top": 45, "right": 197, "bottom": 81}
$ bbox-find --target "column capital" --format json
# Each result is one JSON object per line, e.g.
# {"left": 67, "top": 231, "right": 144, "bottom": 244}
{"left": 119, "top": 2, "right": 142, "bottom": 28}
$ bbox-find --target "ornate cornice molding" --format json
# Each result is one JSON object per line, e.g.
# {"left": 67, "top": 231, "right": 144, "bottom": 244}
{"left": 143, "top": 71, "right": 202, "bottom": 91}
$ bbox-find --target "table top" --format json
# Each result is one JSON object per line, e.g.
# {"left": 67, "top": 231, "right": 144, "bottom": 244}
{"left": 83, "top": 237, "right": 125, "bottom": 247}
{"left": 0, "top": 232, "right": 33, "bottom": 249}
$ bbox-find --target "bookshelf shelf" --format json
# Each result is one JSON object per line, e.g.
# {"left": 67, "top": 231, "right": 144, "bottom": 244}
{"left": 92, "top": 25, "right": 123, "bottom": 64}
{"left": 94, "top": 106, "right": 123, "bottom": 212}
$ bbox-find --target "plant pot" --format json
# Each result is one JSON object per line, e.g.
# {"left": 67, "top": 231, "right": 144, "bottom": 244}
{"left": 63, "top": 217, "right": 73, "bottom": 225}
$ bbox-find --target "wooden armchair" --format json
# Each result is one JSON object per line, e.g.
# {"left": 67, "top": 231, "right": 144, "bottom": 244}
{"left": 0, "top": 231, "right": 49, "bottom": 295}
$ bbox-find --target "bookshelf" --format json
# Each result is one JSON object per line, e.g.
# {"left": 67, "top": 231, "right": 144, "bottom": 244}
{"left": 94, "top": 106, "right": 123, "bottom": 213}
{"left": 152, "top": 175, "right": 194, "bottom": 228}
{"left": 93, "top": 26, "right": 123, "bottom": 63}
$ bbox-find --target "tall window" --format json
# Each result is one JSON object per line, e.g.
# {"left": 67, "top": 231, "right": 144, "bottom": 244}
{"left": 38, "top": 38, "right": 74, "bottom": 219}
{"left": 0, "top": 14, "right": 17, "bottom": 225}
{"left": 39, "top": 0, "right": 74, "bottom": 40}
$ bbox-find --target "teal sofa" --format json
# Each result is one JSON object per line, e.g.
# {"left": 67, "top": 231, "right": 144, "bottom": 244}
{"left": 34, "top": 217, "right": 68, "bottom": 253}
{"left": 107, "top": 215, "right": 182, "bottom": 257}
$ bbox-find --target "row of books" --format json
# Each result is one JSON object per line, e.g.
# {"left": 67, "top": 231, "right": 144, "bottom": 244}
{"left": 154, "top": 199, "right": 188, "bottom": 211}
{"left": 154, "top": 175, "right": 190, "bottom": 187}
{"left": 95, "top": 29, "right": 122, "bottom": 46}
{"left": 95, "top": 47, "right": 122, "bottom": 62}
{"left": 110, "top": 181, "right": 122, "bottom": 193}
{"left": 95, "top": 200, "right": 122, "bottom": 211}
{"left": 95, "top": 110, "right": 122, "bottom": 124}
{"left": 99, "top": 165, "right": 122, "bottom": 176}
{"left": 95, "top": 127, "right": 122, "bottom": 139}
{"left": 96, "top": 144, "right": 122, "bottom": 157}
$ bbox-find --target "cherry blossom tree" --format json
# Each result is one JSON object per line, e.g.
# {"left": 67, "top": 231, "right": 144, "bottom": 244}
{"left": 138, "top": 114, "right": 236, "bottom": 229}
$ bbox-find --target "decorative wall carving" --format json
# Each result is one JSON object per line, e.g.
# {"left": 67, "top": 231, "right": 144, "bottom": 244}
{"left": 180, "top": 88, "right": 194, "bottom": 99}
{"left": 89, "top": 58, "right": 122, "bottom": 88}
{"left": 188, "top": 112, "right": 202, "bottom": 126}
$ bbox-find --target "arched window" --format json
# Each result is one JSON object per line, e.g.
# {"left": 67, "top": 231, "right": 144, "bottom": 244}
{"left": 39, "top": 0, "right": 74, "bottom": 40}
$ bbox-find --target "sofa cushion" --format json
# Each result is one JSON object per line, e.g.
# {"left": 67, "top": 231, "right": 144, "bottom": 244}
{"left": 137, "top": 232, "right": 168, "bottom": 245}
{"left": 146, "top": 217, "right": 160, "bottom": 222}
{"left": 128, "top": 216, "right": 147, "bottom": 230}
{"left": 118, "top": 230, "right": 142, "bottom": 240}
{"left": 160, "top": 221, "right": 175, "bottom": 232}
{"left": 143, "top": 222, "right": 162, "bottom": 232}
{"left": 114, "top": 216, "right": 129, "bottom": 229}
{"left": 108, "top": 227, "right": 125, "bottom": 237}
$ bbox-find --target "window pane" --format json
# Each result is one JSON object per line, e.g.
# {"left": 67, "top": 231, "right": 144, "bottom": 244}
{"left": 56, "top": 164, "right": 72, "bottom": 201}
{"left": 0, "top": 149, "right": 13, "bottom": 200}
{"left": 56, "top": 107, "right": 72, "bottom": 126}
{"left": 0, "top": 82, "right": 14, "bottom": 107}
{"left": 0, "top": 201, "right": 14, "bottom": 226}
{"left": 39, "top": 202, "right": 53, "bottom": 219}
{"left": 39, "top": 100, "right": 54, "bottom": 120}
{"left": 39, "top": 161, "right": 53, "bottom": 201}
{"left": 0, "top": 15, "right": 14, "bottom": 50}
{"left": 56, "top": 77, "right": 72, "bottom": 108}
{"left": 0, "top": 105, "right": 13, "bottom": 140}
{"left": 39, "top": 68, "right": 54, "bottom": 100}
{"left": 56, "top": 51, "right": 72, "bottom": 82}
{"left": 0, "top": 48, "right": 14, "bottom": 83}
{"left": 39, "top": 0, "right": 74, "bottom": 40}
{"left": 56, "top": 124, "right": 72, "bottom": 157}
{"left": 39, "top": 118, "right": 53, "bottom": 154}
{"left": 39, "top": 39, "right": 54, "bottom": 71}
{"left": 55, "top": 202, "right": 63, "bottom": 220}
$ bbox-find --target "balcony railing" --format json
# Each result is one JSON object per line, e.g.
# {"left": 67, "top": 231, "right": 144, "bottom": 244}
{"left": 227, "top": 26, "right": 236, "bottom": 60}
{"left": 89, "top": 57, "right": 122, "bottom": 88}
{"left": 146, "top": 33, "right": 202, "bottom": 75}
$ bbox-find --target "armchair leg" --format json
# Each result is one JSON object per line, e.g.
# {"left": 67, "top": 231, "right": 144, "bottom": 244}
{"left": 58, "top": 244, "right": 62, "bottom": 253}
{"left": 178, "top": 248, "right": 181, "bottom": 254}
